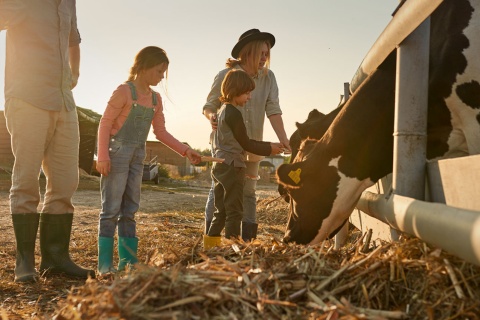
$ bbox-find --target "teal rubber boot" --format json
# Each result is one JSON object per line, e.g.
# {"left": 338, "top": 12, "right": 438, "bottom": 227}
{"left": 98, "top": 237, "right": 115, "bottom": 275}
{"left": 118, "top": 237, "right": 138, "bottom": 271}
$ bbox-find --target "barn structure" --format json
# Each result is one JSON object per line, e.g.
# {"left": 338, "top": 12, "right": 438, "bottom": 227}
{"left": 77, "top": 106, "right": 102, "bottom": 174}
{"left": 0, "top": 108, "right": 101, "bottom": 173}
{"left": 145, "top": 140, "right": 195, "bottom": 177}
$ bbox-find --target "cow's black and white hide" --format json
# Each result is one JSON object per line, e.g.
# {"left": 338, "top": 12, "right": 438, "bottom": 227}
{"left": 276, "top": 0, "right": 480, "bottom": 245}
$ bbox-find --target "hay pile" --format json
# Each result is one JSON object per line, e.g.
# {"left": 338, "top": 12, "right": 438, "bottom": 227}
{"left": 54, "top": 234, "right": 480, "bottom": 319}
{"left": 2, "top": 177, "right": 478, "bottom": 319}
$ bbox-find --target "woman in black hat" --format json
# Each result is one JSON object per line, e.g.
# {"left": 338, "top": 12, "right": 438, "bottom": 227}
{"left": 202, "top": 29, "right": 291, "bottom": 242}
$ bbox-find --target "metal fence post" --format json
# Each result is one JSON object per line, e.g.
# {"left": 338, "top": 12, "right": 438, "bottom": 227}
{"left": 391, "top": 17, "right": 430, "bottom": 240}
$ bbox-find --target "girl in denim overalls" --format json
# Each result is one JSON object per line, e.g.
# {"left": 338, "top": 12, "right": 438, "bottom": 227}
{"left": 96, "top": 46, "right": 201, "bottom": 274}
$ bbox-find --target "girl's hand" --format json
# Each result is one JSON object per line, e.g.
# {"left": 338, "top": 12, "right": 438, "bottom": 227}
{"left": 270, "top": 142, "right": 284, "bottom": 155}
{"left": 96, "top": 160, "right": 111, "bottom": 176}
{"left": 186, "top": 148, "right": 202, "bottom": 165}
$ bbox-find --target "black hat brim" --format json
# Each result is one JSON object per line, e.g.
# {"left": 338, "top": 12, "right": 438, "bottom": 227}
{"left": 231, "top": 32, "right": 275, "bottom": 58}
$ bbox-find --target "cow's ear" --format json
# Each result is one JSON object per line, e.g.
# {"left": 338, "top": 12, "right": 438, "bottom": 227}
{"left": 307, "top": 109, "right": 325, "bottom": 120}
{"left": 276, "top": 162, "right": 303, "bottom": 188}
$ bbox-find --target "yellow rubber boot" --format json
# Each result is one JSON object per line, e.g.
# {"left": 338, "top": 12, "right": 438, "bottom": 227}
{"left": 203, "top": 235, "right": 222, "bottom": 250}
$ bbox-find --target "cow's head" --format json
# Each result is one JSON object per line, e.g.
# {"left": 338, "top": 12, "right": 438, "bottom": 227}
{"left": 276, "top": 54, "right": 397, "bottom": 245}
{"left": 276, "top": 139, "right": 346, "bottom": 244}
{"left": 278, "top": 109, "right": 333, "bottom": 202}
{"left": 290, "top": 109, "right": 326, "bottom": 159}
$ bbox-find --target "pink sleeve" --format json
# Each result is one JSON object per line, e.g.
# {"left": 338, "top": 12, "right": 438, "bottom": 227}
{"left": 97, "top": 85, "right": 129, "bottom": 162}
{"left": 152, "top": 94, "right": 189, "bottom": 156}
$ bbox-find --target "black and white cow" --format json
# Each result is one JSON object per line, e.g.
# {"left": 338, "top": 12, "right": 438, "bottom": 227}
{"left": 277, "top": 0, "right": 480, "bottom": 245}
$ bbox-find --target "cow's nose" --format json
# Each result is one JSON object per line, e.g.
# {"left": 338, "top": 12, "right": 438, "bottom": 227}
{"left": 277, "top": 185, "right": 290, "bottom": 203}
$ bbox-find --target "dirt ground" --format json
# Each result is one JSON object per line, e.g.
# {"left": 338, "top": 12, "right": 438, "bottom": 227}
{"left": 2, "top": 169, "right": 479, "bottom": 319}
{"left": 0, "top": 169, "right": 287, "bottom": 319}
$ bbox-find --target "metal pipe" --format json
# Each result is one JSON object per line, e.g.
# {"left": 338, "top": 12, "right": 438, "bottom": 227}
{"left": 334, "top": 82, "right": 352, "bottom": 249}
{"left": 357, "top": 191, "right": 480, "bottom": 266}
{"left": 343, "top": 82, "right": 350, "bottom": 101}
{"left": 393, "top": 18, "right": 430, "bottom": 200}
{"left": 350, "top": 0, "right": 443, "bottom": 93}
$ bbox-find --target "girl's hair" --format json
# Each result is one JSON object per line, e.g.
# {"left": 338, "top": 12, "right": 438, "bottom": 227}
{"left": 220, "top": 69, "right": 255, "bottom": 103}
{"left": 127, "top": 46, "right": 169, "bottom": 82}
{"left": 226, "top": 40, "right": 271, "bottom": 75}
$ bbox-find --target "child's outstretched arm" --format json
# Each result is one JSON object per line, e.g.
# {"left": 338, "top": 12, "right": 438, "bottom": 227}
{"left": 270, "top": 142, "right": 283, "bottom": 155}
{"left": 225, "top": 105, "right": 272, "bottom": 156}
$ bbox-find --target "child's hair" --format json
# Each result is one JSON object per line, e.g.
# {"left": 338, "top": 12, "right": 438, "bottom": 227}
{"left": 220, "top": 69, "right": 255, "bottom": 103}
{"left": 127, "top": 46, "right": 169, "bottom": 82}
{"left": 226, "top": 40, "right": 271, "bottom": 75}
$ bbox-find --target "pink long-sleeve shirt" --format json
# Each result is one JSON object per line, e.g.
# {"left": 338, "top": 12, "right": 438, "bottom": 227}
{"left": 97, "top": 83, "right": 189, "bottom": 162}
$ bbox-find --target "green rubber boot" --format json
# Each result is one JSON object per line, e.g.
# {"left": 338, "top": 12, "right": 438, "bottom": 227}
{"left": 12, "top": 213, "right": 40, "bottom": 283}
{"left": 98, "top": 236, "right": 115, "bottom": 275}
{"left": 39, "top": 213, "right": 95, "bottom": 279}
{"left": 117, "top": 237, "right": 138, "bottom": 271}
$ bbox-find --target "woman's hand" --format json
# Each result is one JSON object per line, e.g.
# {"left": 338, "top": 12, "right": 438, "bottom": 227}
{"left": 281, "top": 139, "right": 291, "bottom": 154}
{"left": 209, "top": 112, "right": 218, "bottom": 130}
{"left": 96, "top": 160, "right": 111, "bottom": 176}
{"left": 203, "top": 109, "right": 218, "bottom": 130}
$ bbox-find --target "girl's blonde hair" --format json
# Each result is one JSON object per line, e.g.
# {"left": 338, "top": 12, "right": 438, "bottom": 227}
{"left": 127, "top": 46, "right": 169, "bottom": 82}
{"left": 226, "top": 40, "right": 271, "bottom": 76}
{"left": 220, "top": 69, "right": 255, "bottom": 103}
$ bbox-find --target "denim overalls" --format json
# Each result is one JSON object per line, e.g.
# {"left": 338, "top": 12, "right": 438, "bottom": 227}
{"left": 99, "top": 82, "right": 157, "bottom": 238}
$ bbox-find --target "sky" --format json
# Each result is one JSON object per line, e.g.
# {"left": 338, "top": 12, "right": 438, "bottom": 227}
{"left": 0, "top": 0, "right": 399, "bottom": 151}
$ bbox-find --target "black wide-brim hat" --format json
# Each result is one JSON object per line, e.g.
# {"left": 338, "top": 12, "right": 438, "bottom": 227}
{"left": 231, "top": 28, "right": 276, "bottom": 59}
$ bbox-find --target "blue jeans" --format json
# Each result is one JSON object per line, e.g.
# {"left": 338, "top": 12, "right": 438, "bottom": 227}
{"left": 99, "top": 141, "right": 145, "bottom": 238}
{"left": 242, "top": 161, "right": 259, "bottom": 223}
{"left": 204, "top": 179, "right": 215, "bottom": 222}
{"left": 205, "top": 161, "right": 259, "bottom": 224}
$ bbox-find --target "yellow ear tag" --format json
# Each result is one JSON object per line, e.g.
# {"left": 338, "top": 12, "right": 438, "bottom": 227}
{"left": 288, "top": 168, "right": 302, "bottom": 185}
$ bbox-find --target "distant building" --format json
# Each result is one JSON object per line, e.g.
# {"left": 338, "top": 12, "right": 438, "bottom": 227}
{"left": 145, "top": 140, "right": 194, "bottom": 176}
{"left": 261, "top": 155, "right": 285, "bottom": 169}
{"left": 259, "top": 155, "right": 285, "bottom": 183}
